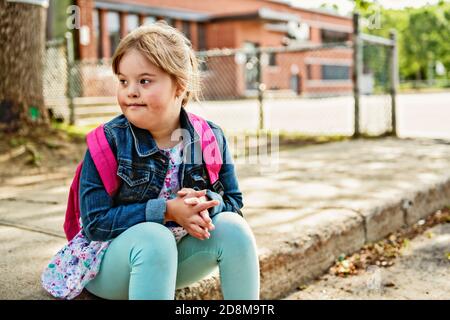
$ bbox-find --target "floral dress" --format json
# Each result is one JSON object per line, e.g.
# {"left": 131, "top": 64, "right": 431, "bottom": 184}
{"left": 42, "top": 141, "right": 188, "bottom": 299}
{"left": 159, "top": 141, "right": 189, "bottom": 242}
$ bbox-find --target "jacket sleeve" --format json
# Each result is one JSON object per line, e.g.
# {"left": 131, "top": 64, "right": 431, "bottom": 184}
{"left": 205, "top": 125, "right": 244, "bottom": 217}
{"left": 79, "top": 138, "right": 167, "bottom": 242}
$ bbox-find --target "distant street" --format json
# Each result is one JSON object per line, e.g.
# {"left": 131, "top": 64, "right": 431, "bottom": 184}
{"left": 188, "top": 92, "right": 450, "bottom": 140}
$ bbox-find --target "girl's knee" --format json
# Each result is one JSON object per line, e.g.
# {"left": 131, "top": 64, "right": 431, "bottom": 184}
{"left": 212, "top": 212, "right": 249, "bottom": 229}
{"left": 211, "top": 212, "right": 256, "bottom": 247}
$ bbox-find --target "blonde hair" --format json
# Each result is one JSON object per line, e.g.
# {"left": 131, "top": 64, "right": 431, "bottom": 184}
{"left": 112, "top": 20, "right": 201, "bottom": 107}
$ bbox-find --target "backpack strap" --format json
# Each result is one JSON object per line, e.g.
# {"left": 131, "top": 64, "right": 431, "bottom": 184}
{"left": 187, "top": 112, "right": 224, "bottom": 196}
{"left": 86, "top": 117, "right": 223, "bottom": 198}
{"left": 63, "top": 161, "right": 83, "bottom": 241}
{"left": 86, "top": 124, "right": 120, "bottom": 196}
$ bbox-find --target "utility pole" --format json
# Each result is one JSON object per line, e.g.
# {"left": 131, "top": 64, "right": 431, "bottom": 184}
{"left": 352, "top": 12, "right": 362, "bottom": 138}
{"left": 389, "top": 29, "right": 398, "bottom": 137}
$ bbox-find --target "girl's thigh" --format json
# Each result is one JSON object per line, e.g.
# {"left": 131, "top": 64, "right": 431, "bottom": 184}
{"left": 175, "top": 233, "right": 220, "bottom": 290}
{"left": 84, "top": 234, "right": 132, "bottom": 299}
{"left": 85, "top": 222, "right": 177, "bottom": 300}
{"left": 175, "top": 211, "right": 256, "bottom": 290}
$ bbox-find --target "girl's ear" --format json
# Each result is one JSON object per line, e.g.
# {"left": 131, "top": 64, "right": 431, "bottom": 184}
{"left": 175, "top": 85, "right": 186, "bottom": 99}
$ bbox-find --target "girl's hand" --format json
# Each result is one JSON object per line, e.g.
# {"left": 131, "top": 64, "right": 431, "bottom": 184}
{"left": 183, "top": 197, "right": 215, "bottom": 231}
{"left": 177, "top": 188, "right": 207, "bottom": 202}
{"left": 177, "top": 188, "right": 215, "bottom": 231}
{"left": 166, "top": 196, "right": 218, "bottom": 240}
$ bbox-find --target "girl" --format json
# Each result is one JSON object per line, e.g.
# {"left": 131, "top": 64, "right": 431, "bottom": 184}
{"left": 47, "top": 21, "right": 260, "bottom": 300}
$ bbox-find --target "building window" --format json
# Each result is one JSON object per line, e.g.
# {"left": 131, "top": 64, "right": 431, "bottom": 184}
{"left": 182, "top": 21, "right": 191, "bottom": 40}
{"left": 268, "top": 52, "right": 276, "bottom": 66}
{"left": 93, "top": 9, "right": 102, "bottom": 59}
{"left": 144, "top": 16, "right": 156, "bottom": 25}
{"left": 320, "top": 29, "right": 349, "bottom": 43}
{"left": 127, "top": 14, "right": 139, "bottom": 33}
{"left": 306, "top": 64, "right": 312, "bottom": 79}
{"left": 199, "top": 59, "right": 208, "bottom": 72}
{"left": 197, "top": 23, "right": 206, "bottom": 50}
{"left": 107, "top": 11, "right": 121, "bottom": 57}
{"left": 321, "top": 65, "right": 350, "bottom": 80}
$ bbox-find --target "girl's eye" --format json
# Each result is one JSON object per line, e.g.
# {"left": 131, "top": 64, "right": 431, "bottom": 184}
{"left": 140, "top": 79, "right": 151, "bottom": 85}
{"left": 119, "top": 79, "right": 127, "bottom": 85}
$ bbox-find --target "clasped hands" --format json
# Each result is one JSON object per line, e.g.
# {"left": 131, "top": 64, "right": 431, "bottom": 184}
{"left": 165, "top": 188, "right": 218, "bottom": 240}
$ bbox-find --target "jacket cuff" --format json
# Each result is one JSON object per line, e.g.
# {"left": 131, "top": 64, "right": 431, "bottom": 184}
{"left": 206, "top": 189, "right": 225, "bottom": 217}
{"left": 145, "top": 198, "right": 167, "bottom": 224}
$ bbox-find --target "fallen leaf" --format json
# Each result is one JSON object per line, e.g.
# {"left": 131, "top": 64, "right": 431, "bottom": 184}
{"left": 388, "top": 234, "right": 397, "bottom": 242}
{"left": 402, "top": 239, "right": 410, "bottom": 248}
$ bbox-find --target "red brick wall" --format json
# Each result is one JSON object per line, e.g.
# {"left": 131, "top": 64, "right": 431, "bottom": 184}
{"left": 103, "top": 0, "right": 263, "bottom": 14}
{"left": 207, "top": 21, "right": 238, "bottom": 49}
{"left": 102, "top": 0, "right": 351, "bottom": 27}
{"left": 77, "top": 0, "right": 352, "bottom": 57}
{"left": 74, "top": 0, "right": 353, "bottom": 98}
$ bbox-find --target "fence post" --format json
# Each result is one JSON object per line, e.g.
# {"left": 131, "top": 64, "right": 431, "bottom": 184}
{"left": 352, "top": 12, "right": 362, "bottom": 138}
{"left": 256, "top": 48, "right": 265, "bottom": 131}
{"left": 65, "top": 31, "right": 75, "bottom": 125}
{"left": 389, "top": 29, "right": 398, "bottom": 137}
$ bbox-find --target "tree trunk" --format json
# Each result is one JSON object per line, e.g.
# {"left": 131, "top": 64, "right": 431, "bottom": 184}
{"left": 0, "top": 0, "right": 50, "bottom": 133}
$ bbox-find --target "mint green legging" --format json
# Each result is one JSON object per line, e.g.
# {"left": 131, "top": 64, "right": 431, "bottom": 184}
{"left": 85, "top": 212, "right": 260, "bottom": 300}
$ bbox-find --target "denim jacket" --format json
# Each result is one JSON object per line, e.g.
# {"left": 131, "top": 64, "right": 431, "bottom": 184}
{"left": 79, "top": 107, "right": 243, "bottom": 241}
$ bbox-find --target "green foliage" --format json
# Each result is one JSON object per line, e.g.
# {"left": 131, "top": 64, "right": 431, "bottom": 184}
{"left": 353, "top": 0, "right": 373, "bottom": 11}
{"left": 357, "top": 1, "right": 450, "bottom": 81}
{"left": 51, "top": 0, "right": 72, "bottom": 39}
{"left": 319, "top": 3, "right": 340, "bottom": 13}
{"left": 51, "top": 121, "right": 95, "bottom": 140}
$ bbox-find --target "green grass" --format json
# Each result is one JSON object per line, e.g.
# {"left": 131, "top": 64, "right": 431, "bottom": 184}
{"left": 51, "top": 121, "right": 97, "bottom": 141}
{"left": 50, "top": 122, "right": 391, "bottom": 152}
{"left": 225, "top": 128, "right": 349, "bottom": 144}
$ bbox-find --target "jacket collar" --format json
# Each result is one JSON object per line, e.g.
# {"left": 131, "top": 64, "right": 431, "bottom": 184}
{"left": 128, "top": 107, "right": 200, "bottom": 157}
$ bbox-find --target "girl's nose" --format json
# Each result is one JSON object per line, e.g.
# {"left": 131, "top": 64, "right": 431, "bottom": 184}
{"left": 127, "top": 84, "right": 139, "bottom": 98}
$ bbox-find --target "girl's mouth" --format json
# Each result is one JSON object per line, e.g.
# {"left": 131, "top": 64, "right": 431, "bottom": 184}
{"left": 127, "top": 103, "right": 147, "bottom": 108}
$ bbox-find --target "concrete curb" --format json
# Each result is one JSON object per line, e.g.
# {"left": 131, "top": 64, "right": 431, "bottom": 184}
{"left": 4, "top": 139, "right": 450, "bottom": 300}
{"left": 173, "top": 177, "right": 450, "bottom": 300}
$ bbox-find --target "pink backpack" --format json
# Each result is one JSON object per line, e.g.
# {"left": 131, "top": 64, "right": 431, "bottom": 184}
{"left": 63, "top": 113, "right": 223, "bottom": 242}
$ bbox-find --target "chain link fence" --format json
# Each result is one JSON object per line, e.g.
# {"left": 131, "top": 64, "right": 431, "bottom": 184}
{"left": 44, "top": 39, "right": 120, "bottom": 126}
{"left": 44, "top": 39, "right": 69, "bottom": 122}
{"left": 359, "top": 39, "right": 394, "bottom": 136}
{"left": 43, "top": 15, "right": 398, "bottom": 137}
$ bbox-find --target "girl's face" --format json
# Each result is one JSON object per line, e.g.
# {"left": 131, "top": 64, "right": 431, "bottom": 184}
{"left": 117, "top": 49, "right": 182, "bottom": 131}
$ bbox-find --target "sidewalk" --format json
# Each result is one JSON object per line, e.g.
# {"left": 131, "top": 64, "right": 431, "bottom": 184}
{"left": 1, "top": 137, "right": 450, "bottom": 299}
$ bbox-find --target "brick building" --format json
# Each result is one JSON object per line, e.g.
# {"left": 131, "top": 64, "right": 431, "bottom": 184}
{"left": 68, "top": 0, "right": 353, "bottom": 98}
